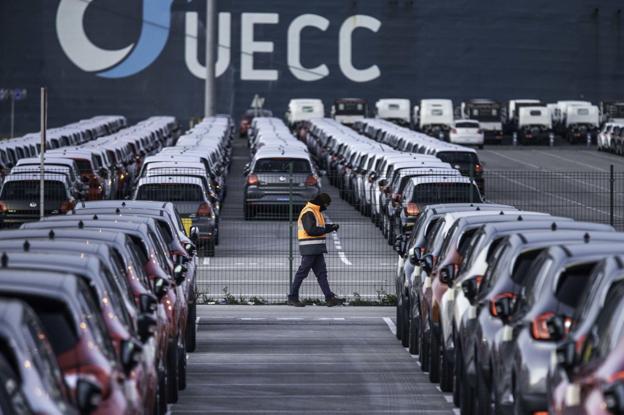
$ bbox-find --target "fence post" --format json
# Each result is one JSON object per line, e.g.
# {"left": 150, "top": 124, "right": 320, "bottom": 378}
{"left": 288, "top": 162, "right": 294, "bottom": 293}
{"left": 469, "top": 164, "right": 474, "bottom": 204}
{"left": 512, "top": 132, "right": 518, "bottom": 146}
{"left": 39, "top": 87, "right": 47, "bottom": 219}
{"left": 610, "top": 164, "right": 615, "bottom": 227}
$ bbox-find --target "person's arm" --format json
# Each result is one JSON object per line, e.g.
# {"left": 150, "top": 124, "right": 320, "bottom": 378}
{"left": 302, "top": 212, "right": 328, "bottom": 236}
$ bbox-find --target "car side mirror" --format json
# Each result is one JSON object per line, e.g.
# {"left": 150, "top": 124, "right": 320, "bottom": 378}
{"left": 461, "top": 277, "right": 479, "bottom": 305}
{"left": 138, "top": 313, "right": 158, "bottom": 343}
{"left": 492, "top": 295, "right": 514, "bottom": 321}
{"left": 378, "top": 179, "right": 388, "bottom": 188}
{"left": 409, "top": 247, "right": 422, "bottom": 266}
{"left": 546, "top": 314, "right": 568, "bottom": 342}
{"left": 185, "top": 242, "right": 196, "bottom": 256}
{"left": 393, "top": 235, "right": 406, "bottom": 256}
{"left": 243, "top": 164, "right": 250, "bottom": 176}
{"left": 439, "top": 264, "right": 455, "bottom": 285}
{"left": 76, "top": 376, "right": 103, "bottom": 414}
{"left": 421, "top": 254, "right": 434, "bottom": 274}
{"left": 153, "top": 276, "right": 169, "bottom": 300}
{"left": 120, "top": 339, "right": 143, "bottom": 375}
{"left": 139, "top": 293, "right": 158, "bottom": 314}
{"left": 174, "top": 264, "right": 187, "bottom": 285}
{"left": 604, "top": 380, "right": 624, "bottom": 415}
{"left": 190, "top": 227, "right": 199, "bottom": 244}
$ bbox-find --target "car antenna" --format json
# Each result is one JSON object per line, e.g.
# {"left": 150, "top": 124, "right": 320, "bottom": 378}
{"left": 81, "top": 200, "right": 85, "bottom": 208}
{"left": 93, "top": 214, "right": 98, "bottom": 220}
{"left": 116, "top": 208, "right": 121, "bottom": 214}
{"left": 48, "top": 230, "right": 55, "bottom": 240}
{"left": 517, "top": 215, "right": 523, "bottom": 221}
{"left": 78, "top": 220, "right": 84, "bottom": 229}
{"left": 0, "top": 253, "right": 7, "bottom": 268}
{"left": 499, "top": 211, "right": 504, "bottom": 215}
{"left": 122, "top": 201, "right": 126, "bottom": 207}
{"left": 551, "top": 222, "right": 557, "bottom": 231}
{"left": 584, "top": 233, "right": 591, "bottom": 243}
{"left": 23, "top": 240, "right": 30, "bottom": 252}
{"left": 476, "top": 206, "right": 480, "bottom": 211}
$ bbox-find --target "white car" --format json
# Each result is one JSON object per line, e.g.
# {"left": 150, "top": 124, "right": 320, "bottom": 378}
{"left": 449, "top": 120, "right": 484, "bottom": 148}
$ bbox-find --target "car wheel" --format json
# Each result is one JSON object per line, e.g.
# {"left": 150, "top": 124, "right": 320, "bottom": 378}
{"left": 178, "top": 342, "right": 187, "bottom": 390}
{"left": 387, "top": 218, "right": 395, "bottom": 246}
{"left": 478, "top": 144, "right": 484, "bottom": 150}
{"left": 157, "top": 368, "right": 167, "bottom": 415}
{"left": 439, "top": 340, "right": 453, "bottom": 392}
{"left": 408, "top": 315, "right": 419, "bottom": 355}
{"left": 395, "top": 299, "right": 403, "bottom": 341}
{"left": 244, "top": 204, "right": 254, "bottom": 220}
{"left": 476, "top": 364, "right": 491, "bottom": 415}
{"left": 428, "top": 327, "right": 440, "bottom": 383}
{"left": 460, "top": 377, "right": 476, "bottom": 415}
{"left": 418, "top": 318, "right": 429, "bottom": 371}
{"left": 167, "top": 339, "right": 179, "bottom": 403}
{"left": 202, "top": 239, "right": 215, "bottom": 257}
{"left": 401, "top": 298, "right": 410, "bottom": 347}
{"left": 453, "top": 339, "right": 462, "bottom": 406}
{"left": 186, "top": 301, "right": 197, "bottom": 352}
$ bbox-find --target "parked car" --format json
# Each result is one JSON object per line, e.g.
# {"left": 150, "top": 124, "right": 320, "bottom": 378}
{"left": 449, "top": 120, "right": 484, "bottom": 149}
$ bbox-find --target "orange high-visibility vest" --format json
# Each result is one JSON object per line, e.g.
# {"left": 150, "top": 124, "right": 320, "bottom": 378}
{"left": 297, "top": 202, "right": 327, "bottom": 255}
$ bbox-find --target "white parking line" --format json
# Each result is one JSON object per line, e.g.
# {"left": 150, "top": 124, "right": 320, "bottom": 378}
{"left": 382, "top": 317, "right": 396, "bottom": 335}
{"left": 485, "top": 150, "right": 541, "bottom": 169}
{"left": 535, "top": 150, "right": 608, "bottom": 172}
{"left": 202, "top": 258, "right": 210, "bottom": 266}
{"left": 325, "top": 214, "right": 353, "bottom": 266}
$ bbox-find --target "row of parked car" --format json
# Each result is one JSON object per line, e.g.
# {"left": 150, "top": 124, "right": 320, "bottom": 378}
{"left": 0, "top": 116, "right": 179, "bottom": 227}
{"left": 303, "top": 118, "right": 483, "bottom": 244}
{"left": 132, "top": 116, "right": 233, "bottom": 256}
{"left": 243, "top": 117, "right": 321, "bottom": 219}
{"left": 597, "top": 122, "right": 624, "bottom": 155}
{"left": 285, "top": 97, "right": 622, "bottom": 146}
{"left": 0, "top": 199, "right": 199, "bottom": 414}
{"left": 392, "top": 201, "right": 624, "bottom": 414}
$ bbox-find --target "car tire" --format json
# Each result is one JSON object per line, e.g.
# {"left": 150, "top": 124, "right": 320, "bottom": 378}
{"left": 400, "top": 299, "right": 409, "bottom": 347}
{"left": 395, "top": 300, "right": 402, "bottom": 341}
{"left": 476, "top": 365, "right": 492, "bottom": 415}
{"left": 178, "top": 342, "right": 187, "bottom": 390}
{"left": 428, "top": 327, "right": 440, "bottom": 383}
{"left": 478, "top": 144, "right": 484, "bottom": 150}
{"left": 157, "top": 368, "right": 167, "bottom": 415}
{"left": 167, "top": 338, "right": 179, "bottom": 403}
{"left": 186, "top": 301, "right": 197, "bottom": 352}
{"left": 460, "top": 378, "right": 476, "bottom": 415}
{"left": 387, "top": 218, "right": 395, "bottom": 246}
{"left": 439, "top": 341, "right": 453, "bottom": 392}
{"left": 408, "top": 315, "right": 419, "bottom": 355}
{"left": 244, "top": 204, "right": 254, "bottom": 220}
{"left": 202, "top": 240, "right": 215, "bottom": 257}
{"left": 453, "top": 339, "right": 462, "bottom": 407}
{"left": 418, "top": 319, "right": 429, "bottom": 371}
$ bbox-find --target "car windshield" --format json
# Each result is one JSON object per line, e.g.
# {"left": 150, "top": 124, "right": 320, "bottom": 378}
{"left": 411, "top": 183, "right": 481, "bottom": 204}
{"left": 72, "top": 159, "right": 93, "bottom": 174}
{"left": 0, "top": 180, "right": 67, "bottom": 201}
{"left": 136, "top": 183, "right": 204, "bottom": 202}
{"left": 253, "top": 158, "right": 311, "bottom": 174}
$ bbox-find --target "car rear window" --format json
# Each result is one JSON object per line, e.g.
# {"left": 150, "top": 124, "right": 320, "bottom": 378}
{"left": 136, "top": 183, "right": 204, "bottom": 202}
{"left": 72, "top": 159, "right": 93, "bottom": 174}
{"left": 455, "top": 122, "right": 478, "bottom": 128}
{"left": 411, "top": 183, "right": 481, "bottom": 204}
{"left": 253, "top": 158, "right": 311, "bottom": 174}
{"left": 436, "top": 152, "right": 479, "bottom": 165}
{"left": 0, "top": 181, "right": 67, "bottom": 201}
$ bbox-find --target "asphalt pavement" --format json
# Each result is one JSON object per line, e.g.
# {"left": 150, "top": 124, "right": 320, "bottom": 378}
{"left": 172, "top": 306, "right": 455, "bottom": 414}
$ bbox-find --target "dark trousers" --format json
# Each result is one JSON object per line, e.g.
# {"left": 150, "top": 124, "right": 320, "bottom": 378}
{"left": 289, "top": 254, "right": 334, "bottom": 300}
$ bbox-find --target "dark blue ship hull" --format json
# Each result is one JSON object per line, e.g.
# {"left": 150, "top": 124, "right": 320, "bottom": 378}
{"left": 0, "top": 0, "right": 622, "bottom": 134}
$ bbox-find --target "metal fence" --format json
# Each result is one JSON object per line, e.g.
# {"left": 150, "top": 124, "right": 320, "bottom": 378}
{"left": 2, "top": 159, "right": 624, "bottom": 304}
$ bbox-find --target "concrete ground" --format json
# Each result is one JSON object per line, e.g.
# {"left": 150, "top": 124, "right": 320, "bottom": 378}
{"left": 172, "top": 305, "right": 454, "bottom": 414}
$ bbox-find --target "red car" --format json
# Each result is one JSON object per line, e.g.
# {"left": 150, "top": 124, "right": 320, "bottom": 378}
{"left": 0, "top": 268, "right": 131, "bottom": 414}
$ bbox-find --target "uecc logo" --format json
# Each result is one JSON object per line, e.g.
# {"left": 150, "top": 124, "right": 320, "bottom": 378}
{"left": 56, "top": 0, "right": 173, "bottom": 78}
{"left": 56, "top": 0, "right": 382, "bottom": 82}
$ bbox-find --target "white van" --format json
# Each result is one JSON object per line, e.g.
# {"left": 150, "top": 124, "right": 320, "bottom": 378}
{"left": 563, "top": 105, "right": 599, "bottom": 144}
{"left": 375, "top": 99, "right": 411, "bottom": 126}
{"left": 415, "top": 99, "right": 454, "bottom": 139}
{"left": 286, "top": 99, "right": 325, "bottom": 127}
{"left": 517, "top": 106, "right": 552, "bottom": 144}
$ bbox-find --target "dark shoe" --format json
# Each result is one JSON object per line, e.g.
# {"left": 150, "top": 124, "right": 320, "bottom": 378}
{"left": 287, "top": 298, "right": 305, "bottom": 307}
{"left": 326, "top": 297, "right": 345, "bottom": 307}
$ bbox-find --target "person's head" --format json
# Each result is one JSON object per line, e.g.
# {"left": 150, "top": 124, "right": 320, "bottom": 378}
{"left": 311, "top": 193, "right": 331, "bottom": 211}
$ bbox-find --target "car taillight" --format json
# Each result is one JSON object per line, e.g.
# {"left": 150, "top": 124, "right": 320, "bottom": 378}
{"left": 0, "top": 201, "right": 6, "bottom": 213}
{"left": 608, "top": 371, "right": 624, "bottom": 383}
{"left": 247, "top": 174, "right": 259, "bottom": 186}
{"left": 59, "top": 200, "right": 75, "bottom": 214}
{"left": 197, "top": 202, "right": 212, "bottom": 217}
{"left": 392, "top": 193, "right": 402, "bottom": 202}
{"left": 405, "top": 202, "right": 420, "bottom": 216}
{"left": 475, "top": 163, "right": 483, "bottom": 174}
{"left": 531, "top": 312, "right": 572, "bottom": 341}
{"left": 451, "top": 128, "right": 458, "bottom": 134}
{"left": 305, "top": 175, "right": 318, "bottom": 186}
{"left": 489, "top": 292, "right": 516, "bottom": 317}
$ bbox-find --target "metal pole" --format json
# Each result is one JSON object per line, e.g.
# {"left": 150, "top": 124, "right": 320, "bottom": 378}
{"left": 10, "top": 94, "right": 15, "bottom": 139}
{"left": 469, "top": 164, "right": 474, "bottom": 204}
{"left": 204, "top": 0, "right": 217, "bottom": 117}
{"left": 288, "top": 162, "right": 294, "bottom": 293}
{"left": 610, "top": 164, "right": 615, "bottom": 227}
{"left": 39, "top": 87, "right": 47, "bottom": 218}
